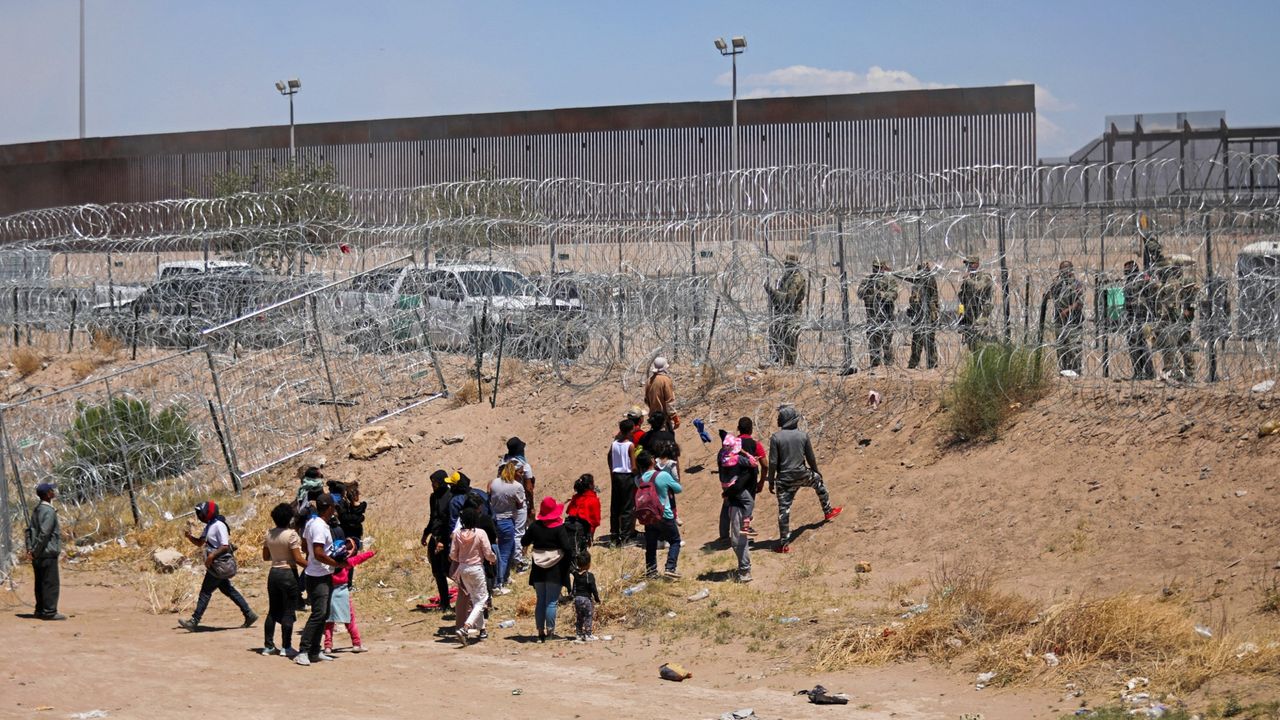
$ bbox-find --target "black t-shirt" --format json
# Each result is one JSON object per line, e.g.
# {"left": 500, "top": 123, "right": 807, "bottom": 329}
{"left": 639, "top": 429, "right": 676, "bottom": 457}
{"left": 573, "top": 570, "right": 601, "bottom": 602}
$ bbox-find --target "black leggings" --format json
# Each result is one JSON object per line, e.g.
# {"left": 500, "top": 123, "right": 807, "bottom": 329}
{"left": 430, "top": 542, "right": 452, "bottom": 609}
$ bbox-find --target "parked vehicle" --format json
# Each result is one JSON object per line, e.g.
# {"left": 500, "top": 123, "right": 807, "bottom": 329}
{"left": 92, "top": 273, "right": 316, "bottom": 350}
{"left": 1238, "top": 240, "right": 1280, "bottom": 339}
{"left": 338, "top": 264, "right": 588, "bottom": 359}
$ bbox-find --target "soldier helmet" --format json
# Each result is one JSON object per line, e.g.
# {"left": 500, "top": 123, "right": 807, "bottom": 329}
{"left": 964, "top": 255, "right": 980, "bottom": 265}
{"left": 783, "top": 254, "right": 799, "bottom": 266}
{"left": 1170, "top": 254, "right": 1195, "bottom": 267}
{"left": 872, "top": 257, "right": 889, "bottom": 269}
{"left": 1058, "top": 260, "right": 1074, "bottom": 271}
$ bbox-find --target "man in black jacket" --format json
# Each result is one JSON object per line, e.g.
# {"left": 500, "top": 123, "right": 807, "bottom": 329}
{"left": 420, "top": 470, "right": 453, "bottom": 612}
{"left": 27, "top": 483, "right": 65, "bottom": 620}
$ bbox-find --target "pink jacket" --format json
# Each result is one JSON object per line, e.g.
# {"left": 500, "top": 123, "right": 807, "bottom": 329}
{"left": 332, "top": 550, "right": 375, "bottom": 585}
{"left": 449, "top": 528, "right": 496, "bottom": 567}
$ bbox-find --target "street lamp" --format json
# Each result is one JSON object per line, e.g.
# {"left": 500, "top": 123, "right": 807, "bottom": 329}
{"left": 275, "top": 77, "right": 302, "bottom": 163}
{"left": 713, "top": 36, "right": 747, "bottom": 172}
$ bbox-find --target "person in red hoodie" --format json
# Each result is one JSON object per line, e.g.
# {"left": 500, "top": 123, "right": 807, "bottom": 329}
{"left": 566, "top": 474, "right": 601, "bottom": 554}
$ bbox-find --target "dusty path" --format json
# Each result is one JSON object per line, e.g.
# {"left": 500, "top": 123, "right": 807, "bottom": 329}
{"left": 2, "top": 571, "right": 1065, "bottom": 720}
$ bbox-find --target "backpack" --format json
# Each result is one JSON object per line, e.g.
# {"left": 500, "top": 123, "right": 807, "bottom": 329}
{"left": 633, "top": 471, "right": 665, "bottom": 526}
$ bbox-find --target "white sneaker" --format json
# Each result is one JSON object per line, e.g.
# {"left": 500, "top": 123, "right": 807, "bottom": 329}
{"left": 496, "top": 586, "right": 512, "bottom": 596}
{"left": 294, "top": 655, "right": 311, "bottom": 666}
{"left": 260, "top": 646, "right": 279, "bottom": 656}
{"left": 314, "top": 652, "right": 336, "bottom": 662}
{"left": 585, "top": 634, "right": 599, "bottom": 642}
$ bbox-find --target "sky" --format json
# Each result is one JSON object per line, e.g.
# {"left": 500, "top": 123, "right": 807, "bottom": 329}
{"left": 2, "top": 0, "right": 1278, "bottom": 158}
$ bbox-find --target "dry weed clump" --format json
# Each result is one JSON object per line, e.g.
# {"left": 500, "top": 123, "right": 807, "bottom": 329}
{"left": 91, "top": 329, "right": 122, "bottom": 355}
{"left": 11, "top": 347, "right": 43, "bottom": 377}
{"left": 143, "top": 570, "right": 199, "bottom": 615}
{"left": 69, "top": 357, "right": 98, "bottom": 382}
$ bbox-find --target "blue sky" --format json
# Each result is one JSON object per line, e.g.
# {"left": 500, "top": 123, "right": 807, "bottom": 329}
{"left": 2, "top": 0, "right": 1277, "bottom": 157}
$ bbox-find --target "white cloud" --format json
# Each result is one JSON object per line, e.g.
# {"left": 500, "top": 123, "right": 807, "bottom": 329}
{"left": 719, "top": 64, "right": 954, "bottom": 99}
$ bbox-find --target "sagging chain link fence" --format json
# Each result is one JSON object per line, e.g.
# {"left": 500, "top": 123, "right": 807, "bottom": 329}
{"left": 2, "top": 157, "right": 1280, "bottom": 572}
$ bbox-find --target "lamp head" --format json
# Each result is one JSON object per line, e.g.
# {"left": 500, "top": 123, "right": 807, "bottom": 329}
{"left": 731, "top": 36, "right": 747, "bottom": 49}
{"left": 274, "top": 80, "right": 286, "bottom": 93}
{"left": 713, "top": 37, "right": 727, "bottom": 51}
{"left": 287, "top": 78, "right": 301, "bottom": 90}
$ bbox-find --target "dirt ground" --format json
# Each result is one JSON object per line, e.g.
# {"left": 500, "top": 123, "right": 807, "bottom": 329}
{"left": 4, "top": 358, "right": 1280, "bottom": 718}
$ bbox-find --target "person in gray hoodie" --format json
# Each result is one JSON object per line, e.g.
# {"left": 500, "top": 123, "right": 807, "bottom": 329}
{"left": 26, "top": 483, "right": 65, "bottom": 620}
{"left": 766, "top": 405, "right": 842, "bottom": 553}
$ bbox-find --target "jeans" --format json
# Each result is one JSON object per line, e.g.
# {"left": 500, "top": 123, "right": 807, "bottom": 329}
{"left": 299, "top": 573, "right": 332, "bottom": 657}
{"left": 609, "top": 471, "right": 635, "bottom": 544}
{"left": 192, "top": 570, "right": 252, "bottom": 624}
{"left": 532, "top": 580, "right": 561, "bottom": 636}
{"left": 495, "top": 518, "right": 516, "bottom": 587}
{"left": 264, "top": 567, "right": 299, "bottom": 649}
{"left": 459, "top": 564, "right": 489, "bottom": 631}
{"left": 726, "top": 489, "right": 752, "bottom": 572}
{"left": 644, "top": 518, "right": 681, "bottom": 575}
{"left": 32, "top": 556, "right": 59, "bottom": 617}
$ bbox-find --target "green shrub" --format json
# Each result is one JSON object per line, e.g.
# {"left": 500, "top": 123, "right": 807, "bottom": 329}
{"left": 54, "top": 396, "right": 202, "bottom": 501}
{"left": 944, "top": 342, "right": 1051, "bottom": 440}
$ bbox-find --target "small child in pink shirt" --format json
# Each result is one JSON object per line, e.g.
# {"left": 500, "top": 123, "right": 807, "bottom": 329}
{"left": 325, "top": 544, "right": 377, "bottom": 653}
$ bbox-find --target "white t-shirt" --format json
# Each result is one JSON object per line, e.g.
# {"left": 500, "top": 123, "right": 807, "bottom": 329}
{"left": 302, "top": 516, "right": 334, "bottom": 577}
{"left": 202, "top": 520, "right": 230, "bottom": 557}
{"left": 610, "top": 440, "right": 634, "bottom": 473}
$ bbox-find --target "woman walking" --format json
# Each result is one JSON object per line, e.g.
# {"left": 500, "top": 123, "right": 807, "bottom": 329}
{"left": 521, "top": 497, "right": 575, "bottom": 642}
{"left": 450, "top": 507, "right": 496, "bottom": 645}
{"left": 261, "top": 503, "right": 306, "bottom": 656}
{"left": 488, "top": 461, "right": 526, "bottom": 592}
{"left": 179, "top": 501, "right": 257, "bottom": 631}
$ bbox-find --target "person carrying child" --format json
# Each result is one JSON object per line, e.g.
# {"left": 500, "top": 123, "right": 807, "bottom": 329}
{"left": 717, "top": 433, "right": 757, "bottom": 582}
{"left": 572, "top": 550, "right": 602, "bottom": 642}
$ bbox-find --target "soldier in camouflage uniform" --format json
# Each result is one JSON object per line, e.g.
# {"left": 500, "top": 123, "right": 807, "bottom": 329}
{"left": 765, "top": 255, "right": 807, "bottom": 366}
{"left": 1043, "top": 260, "right": 1085, "bottom": 373}
{"left": 957, "top": 255, "right": 994, "bottom": 351}
{"left": 857, "top": 259, "right": 899, "bottom": 368}
{"left": 895, "top": 261, "right": 940, "bottom": 369}
{"left": 1122, "top": 259, "right": 1157, "bottom": 380}
{"left": 1155, "top": 255, "right": 1199, "bottom": 382}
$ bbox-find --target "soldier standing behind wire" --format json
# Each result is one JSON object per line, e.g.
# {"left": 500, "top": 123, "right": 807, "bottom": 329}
{"left": 857, "top": 259, "right": 899, "bottom": 368}
{"left": 1122, "top": 259, "right": 1156, "bottom": 380}
{"left": 765, "top": 255, "right": 807, "bottom": 366}
{"left": 894, "top": 261, "right": 940, "bottom": 369}
{"left": 1043, "top": 260, "right": 1085, "bottom": 374}
{"left": 1155, "top": 255, "right": 1199, "bottom": 383}
{"left": 957, "top": 255, "right": 994, "bottom": 351}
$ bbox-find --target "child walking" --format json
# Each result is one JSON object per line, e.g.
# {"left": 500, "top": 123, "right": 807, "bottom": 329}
{"left": 324, "top": 542, "right": 376, "bottom": 653}
{"left": 572, "top": 550, "right": 601, "bottom": 642}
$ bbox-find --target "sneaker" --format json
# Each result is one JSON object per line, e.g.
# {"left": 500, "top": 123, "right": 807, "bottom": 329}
{"left": 743, "top": 525, "right": 759, "bottom": 537}
{"left": 663, "top": 569, "right": 682, "bottom": 580}
{"left": 242, "top": 611, "right": 259, "bottom": 628}
{"left": 573, "top": 636, "right": 585, "bottom": 644}
{"left": 283, "top": 648, "right": 299, "bottom": 659}
{"left": 322, "top": 646, "right": 333, "bottom": 655}
{"left": 260, "top": 646, "right": 280, "bottom": 656}
{"left": 456, "top": 627, "right": 470, "bottom": 646}
{"left": 314, "top": 652, "right": 336, "bottom": 662}
{"left": 478, "top": 630, "right": 488, "bottom": 640}
{"left": 351, "top": 645, "right": 368, "bottom": 653}
{"left": 294, "top": 655, "right": 311, "bottom": 667}
{"left": 178, "top": 618, "right": 199, "bottom": 631}
{"left": 537, "top": 633, "right": 546, "bottom": 643}
{"left": 495, "top": 586, "right": 512, "bottom": 596}
{"left": 774, "top": 545, "right": 792, "bottom": 554}
{"left": 737, "top": 571, "right": 754, "bottom": 583}
{"left": 585, "top": 634, "right": 599, "bottom": 642}
{"left": 824, "top": 506, "right": 844, "bottom": 522}
{"left": 38, "top": 613, "right": 68, "bottom": 621}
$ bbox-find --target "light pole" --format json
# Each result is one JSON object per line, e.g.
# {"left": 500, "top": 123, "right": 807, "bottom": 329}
{"left": 79, "top": 0, "right": 85, "bottom": 138}
{"left": 274, "top": 78, "right": 302, "bottom": 163}
{"left": 713, "top": 36, "right": 747, "bottom": 173}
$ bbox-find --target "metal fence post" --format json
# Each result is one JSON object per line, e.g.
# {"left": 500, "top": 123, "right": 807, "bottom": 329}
{"left": 0, "top": 406, "right": 11, "bottom": 578}
{"left": 307, "top": 295, "right": 345, "bottom": 432}
{"left": 837, "top": 216, "right": 853, "bottom": 373}
{"left": 411, "top": 305, "right": 449, "bottom": 396}
{"left": 203, "top": 348, "right": 243, "bottom": 493}
{"left": 998, "top": 212, "right": 1011, "bottom": 343}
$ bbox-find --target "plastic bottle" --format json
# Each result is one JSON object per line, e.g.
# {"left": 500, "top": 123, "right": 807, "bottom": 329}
{"left": 622, "top": 581, "right": 648, "bottom": 596}
{"left": 498, "top": 619, "right": 516, "bottom": 629}
{"left": 778, "top": 616, "right": 801, "bottom": 624}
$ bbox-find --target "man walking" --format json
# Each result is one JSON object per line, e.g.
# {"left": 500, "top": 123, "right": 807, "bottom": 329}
{"left": 26, "top": 483, "right": 65, "bottom": 621}
{"left": 765, "top": 255, "right": 807, "bottom": 365}
{"left": 897, "top": 261, "right": 941, "bottom": 369}
{"left": 296, "top": 494, "right": 346, "bottom": 666}
{"left": 766, "top": 405, "right": 841, "bottom": 554}
{"left": 1044, "top": 260, "right": 1085, "bottom": 373}
{"left": 179, "top": 501, "right": 256, "bottom": 631}
{"left": 958, "top": 255, "right": 994, "bottom": 351}
{"left": 857, "top": 259, "right": 899, "bottom": 368}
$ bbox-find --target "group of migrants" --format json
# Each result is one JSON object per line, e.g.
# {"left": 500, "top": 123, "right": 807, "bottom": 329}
{"left": 20, "top": 356, "right": 842, "bottom": 657}
{"left": 768, "top": 229, "right": 1213, "bottom": 383}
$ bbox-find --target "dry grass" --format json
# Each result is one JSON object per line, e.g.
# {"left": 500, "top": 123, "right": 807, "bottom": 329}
{"left": 451, "top": 379, "right": 483, "bottom": 407}
{"left": 11, "top": 347, "right": 43, "bottom": 377}
{"left": 69, "top": 357, "right": 97, "bottom": 382}
{"left": 90, "top": 329, "right": 122, "bottom": 355}
{"left": 142, "top": 570, "right": 200, "bottom": 615}
{"left": 817, "top": 564, "right": 1280, "bottom": 695}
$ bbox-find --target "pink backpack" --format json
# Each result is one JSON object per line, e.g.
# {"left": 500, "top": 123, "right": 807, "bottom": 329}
{"left": 633, "top": 471, "right": 665, "bottom": 526}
